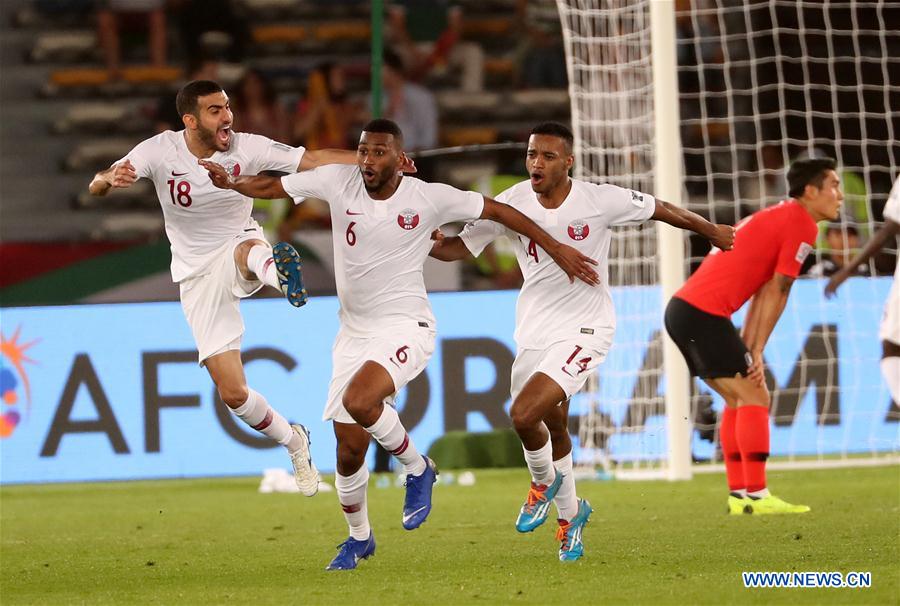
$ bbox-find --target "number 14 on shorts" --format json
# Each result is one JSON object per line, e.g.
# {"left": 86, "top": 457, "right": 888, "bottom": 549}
{"left": 561, "top": 345, "right": 592, "bottom": 377}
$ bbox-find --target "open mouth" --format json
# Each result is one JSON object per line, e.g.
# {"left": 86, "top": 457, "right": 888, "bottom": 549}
{"left": 363, "top": 168, "right": 376, "bottom": 179}
{"left": 530, "top": 173, "right": 544, "bottom": 187}
{"left": 217, "top": 126, "right": 231, "bottom": 145}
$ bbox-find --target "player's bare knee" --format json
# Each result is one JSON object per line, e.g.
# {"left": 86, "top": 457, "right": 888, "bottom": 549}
{"left": 217, "top": 382, "right": 250, "bottom": 408}
{"left": 510, "top": 400, "right": 540, "bottom": 431}
{"left": 342, "top": 390, "right": 375, "bottom": 423}
{"left": 336, "top": 442, "right": 367, "bottom": 473}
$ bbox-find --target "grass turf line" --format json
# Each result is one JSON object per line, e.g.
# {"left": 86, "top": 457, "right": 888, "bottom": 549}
{"left": 2, "top": 466, "right": 897, "bottom": 605}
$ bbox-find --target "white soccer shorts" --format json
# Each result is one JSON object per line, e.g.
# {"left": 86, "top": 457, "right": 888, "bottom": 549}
{"left": 879, "top": 277, "right": 900, "bottom": 346}
{"left": 323, "top": 324, "right": 436, "bottom": 423}
{"left": 179, "top": 227, "right": 270, "bottom": 365}
{"left": 510, "top": 339, "right": 611, "bottom": 403}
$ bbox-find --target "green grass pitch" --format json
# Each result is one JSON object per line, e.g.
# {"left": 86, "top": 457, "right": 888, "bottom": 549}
{"left": 2, "top": 466, "right": 897, "bottom": 605}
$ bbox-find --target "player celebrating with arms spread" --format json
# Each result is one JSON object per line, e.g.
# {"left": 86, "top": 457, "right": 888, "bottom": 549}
{"left": 429, "top": 122, "right": 734, "bottom": 561}
{"left": 665, "top": 157, "right": 843, "bottom": 515}
{"left": 89, "top": 80, "right": 361, "bottom": 497}
{"left": 200, "top": 118, "right": 599, "bottom": 570}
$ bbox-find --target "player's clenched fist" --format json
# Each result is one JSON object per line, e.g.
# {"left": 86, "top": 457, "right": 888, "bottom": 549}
{"left": 711, "top": 223, "right": 736, "bottom": 251}
{"left": 198, "top": 159, "right": 235, "bottom": 189}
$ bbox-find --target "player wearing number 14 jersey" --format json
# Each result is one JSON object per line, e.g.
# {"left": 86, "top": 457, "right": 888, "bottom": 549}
{"left": 88, "top": 80, "right": 361, "bottom": 496}
{"left": 200, "top": 118, "right": 600, "bottom": 570}
{"left": 429, "top": 122, "right": 735, "bottom": 561}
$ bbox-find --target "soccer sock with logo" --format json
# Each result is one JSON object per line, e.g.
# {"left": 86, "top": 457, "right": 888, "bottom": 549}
{"left": 552, "top": 452, "right": 578, "bottom": 520}
{"left": 246, "top": 244, "right": 281, "bottom": 291}
{"left": 335, "top": 465, "right": 371, "bottom": 541}
{"left": 231, "top": 388, "right": 302, "bottom": 453}
{"left": 881, "top": 357, "right": 900, "bottom": 405}
{"left": 719, "top": 406, "right": 746, "bottom": 497}
{"left": 523, "top": 432, "right": 555, "bottom": 486}
{"left": 364, "top": 404, "right": 427, "bottom": 476}
{"left": 735, "top": 405, "right": 770, "bottom": 497}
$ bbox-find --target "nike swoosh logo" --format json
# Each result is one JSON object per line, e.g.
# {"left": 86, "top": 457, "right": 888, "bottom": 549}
{"left": 403, "top": 505, "right": 428, "bottom": 524}
{"left": 171, "top": 171, "right": 188, "bottom": 176}
{"left": 346, "top": 210, "right": 364, "bottom": 215}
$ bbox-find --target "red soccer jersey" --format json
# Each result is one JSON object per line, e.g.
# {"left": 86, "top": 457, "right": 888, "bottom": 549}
{"left": 675, "top": 200, "right": 818, "bottom": 318}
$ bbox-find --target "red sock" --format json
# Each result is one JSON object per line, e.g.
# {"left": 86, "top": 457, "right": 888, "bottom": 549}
{"left": 736, "top": 405, "right": 770, "bottom": 493}
{"left": 719, "top": 407, "right": 744, "bottom": 492}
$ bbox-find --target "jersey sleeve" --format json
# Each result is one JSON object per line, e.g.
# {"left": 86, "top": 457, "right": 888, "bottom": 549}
{"left": 280, "top": 163, "right": 348, "bottom": 205}
{"left": 884, "top": 176, "right": 900, "bottom": 224}
{"left": 775, "top": 218, "right": 816, "bottom": 278}
{"left": 595, "top": 184, "right": 656, "bottom": 226}
{"left": 459, "top": 219, "right": 506, "bottom": 257}
{"left": 114, "top": 137, "right": 157, "bottom": 179}
{"left": 426, "top": 182, "right": 486, "bottom": 225}
{"left": 241, "top": 134, "right": 305, "bottom": 174}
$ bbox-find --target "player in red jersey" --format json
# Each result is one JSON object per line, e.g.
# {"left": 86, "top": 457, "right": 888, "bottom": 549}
{"left": 665, "top": 157, "right": 843, "bottom": 515}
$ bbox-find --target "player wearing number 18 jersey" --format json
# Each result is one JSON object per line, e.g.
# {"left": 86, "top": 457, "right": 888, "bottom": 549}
{"left": 429, "top": 122, "right": 735, "bottom": 561}
{"left": 666, "top": 157, "right": 844, "bottom": 515}
{"left": 89, "top": 80, "right": 361, "bottom": 496}
{"left": 200, "top": 118, "right": 600, "bottom": 570}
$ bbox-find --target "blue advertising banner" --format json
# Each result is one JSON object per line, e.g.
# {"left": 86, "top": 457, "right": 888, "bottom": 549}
{"left": 0, "top": 278, "right": 896, "bottom": 484}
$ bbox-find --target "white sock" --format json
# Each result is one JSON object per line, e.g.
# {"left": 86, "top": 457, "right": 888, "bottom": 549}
{"left": 523, "top": 434, "right": 555, "bottom": 486}
{"left": 246, "top": 244, "right": 280, "bottom": 291}
{"left": 364, "top": 405, "right": 426, "bottom": 476}
{"left": 553, "top": 452, "right": 578, "bottom": 521}
{"left": 881, "top": 356, "right": 900, "bottom": 404}
{"left": 231, "top": 389, "right": 300, "bottom": 453}
{"left": 748, "top": 488, "right": 770, "bottom": 499}
{"left": 730, "top": 488, "right": 748, "bottom": 498}
{"left": 335, "top": 466, "right": 371, "bottom": 540}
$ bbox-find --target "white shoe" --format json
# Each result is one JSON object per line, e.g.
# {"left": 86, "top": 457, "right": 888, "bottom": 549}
{"left": 289, "top": 424, "right": 320, "bottom": 497}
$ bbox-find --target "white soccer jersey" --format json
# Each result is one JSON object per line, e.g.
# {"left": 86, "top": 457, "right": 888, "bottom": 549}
{"left": 118, "top": 130, "right": 305, "bottom": 282}
{"left": 885, "top": 176, "right": 900, "bottom": 280}
{"left": 281, "top": 164, "right": 484, "bottom": 336}
{"left": 460, "top": 179, "right": 656, "bottom": 349}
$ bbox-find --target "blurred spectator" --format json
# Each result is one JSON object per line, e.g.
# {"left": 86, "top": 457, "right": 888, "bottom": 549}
{"left": 97, "top": 0, "right": 168, "bottom": 78}
{"left": 387, "top": 0, "right": 484, "bottom": 92}
{"left": 292, "top": 63, "right": 357, "bottom": 150}
{"left": 514, "top": 0, "right": 567, "bottom": 89}
{"left": 154, "top": 56, "right": 222, "bottom": 133}
{"left": 740, "top": 144, "right": 787, "bottom": 211}
{"left": 376, "top": 50, "right": 438, "bottom": 152}
{"left": 170, "top": 0, "right": 248, "bottom": 63}
{"left": 231, "top": 70, "right": 291, "bottom": 142}
{"left": 806, "top": 224, "right": 871, "bottom": 278}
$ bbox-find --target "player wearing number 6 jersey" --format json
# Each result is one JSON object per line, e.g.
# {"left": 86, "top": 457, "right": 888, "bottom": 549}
{"left": 88, "top": 80, "right": 363, "bottom": 497}
{"left": 428, "top": 122, "right": 735, "bottom": 561}
{"left": 666, "top": 157, "right": 843, "bottom": 516}
{"left": 201, "top": 118, "right": 600, "bottom": 570}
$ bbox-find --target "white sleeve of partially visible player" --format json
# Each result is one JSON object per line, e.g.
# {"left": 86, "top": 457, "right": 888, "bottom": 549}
{"left": 241, "top": 133, "right": 305, "bottom": 174}
{"left": 595, "top": 183, "right": 656, "bottom": 226}
{"left": 884, "top": 176, "right": 900, "bottom": 224}
{"left": 426, "top": 182, "right": 485, "bottom": 225}
{"left": 114, "top": 137, "right": 157, "bottom": 180}
{"left": 280, "top": 163, "right": 348, "bottom": 205}
{"left": 459, "top": 219, "right": 506, "bottom": 257}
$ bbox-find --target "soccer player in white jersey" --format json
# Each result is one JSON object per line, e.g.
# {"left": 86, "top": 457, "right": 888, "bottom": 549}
{"left": 88, "top": 80, "right": 364, "bottom": 497}
{"left": 429, "top": 122, "right": 735, "bottom": 561}
{"left": 825, "top": 175, "right": 900, "bottom": 405}
{"left": 199, "top": 118, "right": 601, "bottom": 570}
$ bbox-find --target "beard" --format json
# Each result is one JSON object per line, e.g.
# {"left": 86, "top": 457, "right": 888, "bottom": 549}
{"left": 198, "top": 124, "right": 229, "bottom": 151}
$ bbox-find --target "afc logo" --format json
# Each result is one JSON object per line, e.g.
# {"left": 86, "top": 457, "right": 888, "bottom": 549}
{"left": 567, "top": 220, "right": 590, "bottom": 241}
{"left": 397, "top": 208, "right": 420, "bottom": 230}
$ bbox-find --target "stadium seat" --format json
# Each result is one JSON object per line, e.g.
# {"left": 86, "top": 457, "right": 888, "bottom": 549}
{"left": 29, "top": 30, "right": 96, "bottom": 63}
{"left": 64, "top": 139, "right": 142, "bottom": 172}
{"left": 313, "top": 21, "right": 370, "bottom": 42}
{"left": 53, "top": 102, "right": 151, "bottom": 135}
{"left": 440, "top": 126, "right": 499, "bottom": 147}
{"left": 462, "top": 17, "right": 512, "bottom": 38}
{"left": 251, "top": 24, "right": 307, "bottom": 44}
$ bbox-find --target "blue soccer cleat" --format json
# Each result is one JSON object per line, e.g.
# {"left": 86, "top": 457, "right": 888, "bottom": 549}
{"left": 402, "top": 456, "right": 438, "bottom": 530}
{"left": 272, "top": 242, "right": 308, "bottom": 308}
{"left": 325, "top": 532, "right": 376, "bottom": 571}
{"left": 556, "top": 498, "right": 592, "bottom": 562}
{"left": 515, "top": 470, "right": 563, "bottom": 533}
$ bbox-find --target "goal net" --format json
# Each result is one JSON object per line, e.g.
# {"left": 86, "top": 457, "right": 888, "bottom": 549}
{"left": 559, "top": 0, "right": 900, "bottom": 478}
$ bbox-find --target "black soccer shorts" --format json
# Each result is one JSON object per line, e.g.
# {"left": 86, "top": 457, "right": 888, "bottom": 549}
{"left": 664, "top": 296, "right": 752, "bottom": 379}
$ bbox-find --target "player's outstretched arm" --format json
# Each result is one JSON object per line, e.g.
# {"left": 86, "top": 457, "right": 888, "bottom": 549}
{"left": 825, "top": 219, "right": 900, "bottom": 298}
{"left": 741, "top": 273, "right": 794, "bottom": 385}
{"left": 199, "top": 159, "right": 288, "bottom": 199}
{"left": 428, "top": 230, "right": 472, "bottom": 262}
{"left": 651, "top": 199, "right": 735, "bottom": 251}
{"left": 481, "top": 197, "right": 599, "bottom": 285}
{"left": 89, "top": 160, "right": 137, "bottom": 196}
{"left": 299, "top": 149, "right": 416, "bottom": 173}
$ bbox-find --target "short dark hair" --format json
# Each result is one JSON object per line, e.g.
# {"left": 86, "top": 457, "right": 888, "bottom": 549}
{"left": 787, "top": 157, "right": 837, "bottom": 198}
{"left": 530, "top": 122, "right": 574, "bottom": 153}
{"left": 362, "top": 118, "right": 404, "bottom": 143}
{"left": 176, "top": 80, "right": 225, "bottom": 118}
